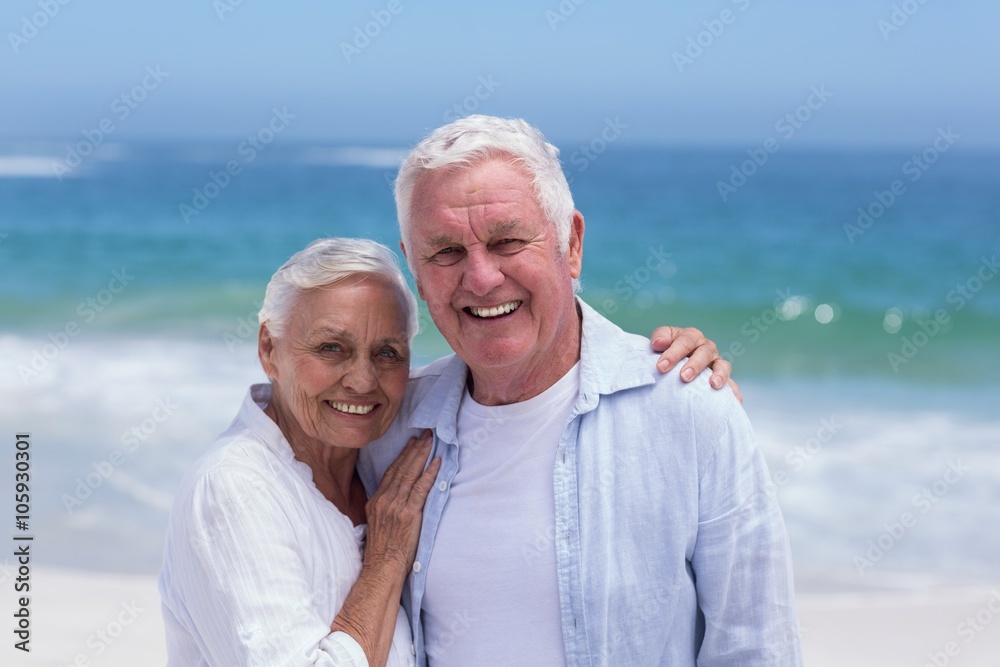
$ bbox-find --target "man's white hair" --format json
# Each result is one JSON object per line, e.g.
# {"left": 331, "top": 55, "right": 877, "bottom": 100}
{"left": 394, "top": 115, "right": 575, "bottom": 272}
{"left": 258, "top": 237, "right": 419, "bottom": 342}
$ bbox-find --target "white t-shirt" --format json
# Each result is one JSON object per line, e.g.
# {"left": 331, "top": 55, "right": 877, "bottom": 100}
{"left": 422, "top": 363, "right": 581, "bottom": 666}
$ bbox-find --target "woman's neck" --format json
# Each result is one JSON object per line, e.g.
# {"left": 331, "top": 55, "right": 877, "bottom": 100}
{"left": 263, "top": 393, "right": 365, "bottom": 523}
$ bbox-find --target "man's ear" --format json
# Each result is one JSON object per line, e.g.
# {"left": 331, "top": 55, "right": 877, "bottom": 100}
{"left": 400, "top": 240, "right": 426, "bottom": 300}
{"left": 567, "top": 210, "right": 585, "bottom": 279}
{"left": 258, "top": 324, "right": 278, "bottom": 380}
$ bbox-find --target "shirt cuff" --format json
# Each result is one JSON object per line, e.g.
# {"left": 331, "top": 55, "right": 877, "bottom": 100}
{"left": 322, "top": 630, "right": 370, "bottom": 667}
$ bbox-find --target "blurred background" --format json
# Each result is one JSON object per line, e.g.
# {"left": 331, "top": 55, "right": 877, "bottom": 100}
{"left": 1, "top": 1, "right": 998, "bottom": 665}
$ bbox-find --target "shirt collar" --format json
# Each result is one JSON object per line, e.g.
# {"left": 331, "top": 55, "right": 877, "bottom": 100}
{"left": 406, "top": 354, "right": 469, "bottom": 445}
{"left": 239, "top": 383, "right": 296, "bottom": 463}
{"left": 406, "top": 297, "right": 656, "bottom": 435}
{"left": 575, "top": 297, "right": 657, "bottom": 413}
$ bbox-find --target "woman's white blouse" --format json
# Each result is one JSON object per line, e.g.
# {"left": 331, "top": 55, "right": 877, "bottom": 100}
{"left": 159, "top": 384, "right": 414, "bottom": 667}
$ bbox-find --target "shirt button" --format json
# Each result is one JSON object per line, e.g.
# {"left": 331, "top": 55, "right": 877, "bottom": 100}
{"left": 412, "top": 561, "right": 422, "bottom": 573}
{"left": 438, "top": 480, "right": 447, "bottom": 492}
{"left": 411, "top": 643, "right": 417, "bottom": 655}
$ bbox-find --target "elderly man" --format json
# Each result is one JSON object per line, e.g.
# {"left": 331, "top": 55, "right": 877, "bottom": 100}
{"left": 358, "top": 116, "right": 802, "bottom": 666}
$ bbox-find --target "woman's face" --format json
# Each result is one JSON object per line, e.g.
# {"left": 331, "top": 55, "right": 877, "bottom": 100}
{"left": 259, "top": 274, "right": 411, "bottom": 450}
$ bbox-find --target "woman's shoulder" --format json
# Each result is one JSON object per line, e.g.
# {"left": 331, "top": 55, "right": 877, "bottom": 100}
{"left": 170, "top": 424, "right": 296, "bottom": 518}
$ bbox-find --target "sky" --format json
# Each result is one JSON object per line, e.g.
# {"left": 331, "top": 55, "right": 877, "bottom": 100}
{"left": 2, "top": 0, "right": 998, "bottom": 148}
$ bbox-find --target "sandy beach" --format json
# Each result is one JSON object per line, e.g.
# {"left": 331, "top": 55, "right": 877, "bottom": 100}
{"left": 4, "top": 567, "right": 166, "bottom": 667}
{"left": 798, "top": 585, "right": 1000, "bottom": 667}
{"left": 1, "top": 566, "right": 996, "bottom": 666}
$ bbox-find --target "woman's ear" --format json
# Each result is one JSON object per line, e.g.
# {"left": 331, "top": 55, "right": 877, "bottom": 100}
{"left": 258, "top": 324, "right": 278, "bottom": 380}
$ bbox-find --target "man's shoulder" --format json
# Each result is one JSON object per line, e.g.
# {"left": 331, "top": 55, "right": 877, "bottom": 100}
{"left": 616, "top": 357, "right": 741, "bottom": 426}
{"left": 400, "top": 352, "right": 464, "bottom": 415}
{"left": 580, "top": 301, "right": 740, "bottom": 422}
{"left": 409, "top": 353, "right": 459, "bottom": 381}
{"left": 357, "top": 354, "right": 464, "bottom": 491}
{"left": 581, "top": 302, "right": 728, "bottom": 397}
{"left": 579, "top": 318, "right": 742, "bottom": 455}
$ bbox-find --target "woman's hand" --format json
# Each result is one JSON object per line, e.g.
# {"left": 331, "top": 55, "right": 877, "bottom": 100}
{"left": 650, "top": 325, "right": 743, "bottom": 403}
{"left": 363, "top": 430, "right": 441, "bottom": 572}
{"left": 331, "top": 431, "right": 440, "bottom": 664}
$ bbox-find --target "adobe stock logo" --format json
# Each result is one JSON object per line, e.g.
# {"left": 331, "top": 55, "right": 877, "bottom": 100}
{"left": 716, "top": 85, "right": 833, "bottom": 202}
{"left": 178, "top": 107, "right": 295, "bottom": 224}
{"left": 567, "top": 117, "right": 628, "bottom": 175}
{"left": 844, "top": 127, "right": 959, "bottom": 244}
{"left": 672, "top": 0, "right": 753, "bottom": 73}
{"left": 878, "top": 0, "right": 932, "bottom": 41}
{"left": 61, "top": 398, "right": 179, "bottom": 513}
{"left": 7, "top": 0, "right": 72, "bottom": 54}
{"left": 887, "top": 254, "right": 996, "bottom": 373}
{"left": 339, "top": 0, "right": 410, "bottom": 63}
{"left": 545, "top": 0, "right": 588, "bottom": 30}
{"left": 853, "top": 459, "right": 968, "bottom": 576}
{"left": 51, "top": 66, "right": 169, "bottom": 179}
{"left": 18, "top": 268, "right": 135, "bottom": 385}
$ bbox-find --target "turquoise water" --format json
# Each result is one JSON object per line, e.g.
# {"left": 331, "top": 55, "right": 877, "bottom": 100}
{"left": 1, "top": 141, "right": 997, "bottom": 584}
{"left": 2, "top": 142, "right": 997, "bottom": 382}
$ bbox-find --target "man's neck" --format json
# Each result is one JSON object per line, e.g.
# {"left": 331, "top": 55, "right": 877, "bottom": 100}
{"left": 466, "top": 303, "right": 582, "bottom": 406}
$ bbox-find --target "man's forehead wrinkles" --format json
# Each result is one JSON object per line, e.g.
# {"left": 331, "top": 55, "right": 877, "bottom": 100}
{"left": 422, "top": 219, "right": 522, "bottom": 247}
{"left": 462, "top": 182, "right": 522, "bottom": 199}
{"left": 488, "top": 220, "right": 520, "bottom": 236}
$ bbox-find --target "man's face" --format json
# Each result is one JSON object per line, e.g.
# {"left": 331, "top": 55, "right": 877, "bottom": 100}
{"left": 405, "top": 158, "right": 583, "bottom": 377}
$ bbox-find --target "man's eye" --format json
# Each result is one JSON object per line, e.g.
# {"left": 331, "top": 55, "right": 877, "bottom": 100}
{"left": 493, "top": 239, "right": 524, "bottom": 252}
{"left": 320, "top": 343, "right": 343, "bottom": 353}
{"left": 378, "top": 348, "right": 398, "bottom": 359}
{"left": 431, "top": 247, "right": 464, "bottom": 265}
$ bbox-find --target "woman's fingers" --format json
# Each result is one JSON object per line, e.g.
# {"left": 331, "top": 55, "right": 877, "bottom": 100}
{"left": 728, "top": 378, "right": 744, "bottom": 405}
{"left": 371, "top": 430, "right": 434, "bottom": 509}
{"left": 407, "top": 455, "right": 442, "bottom": 507}
{"left": 393, "top": 431, "right": 433, "bottom": 488}
{"left": 363, "top": 432, "right": 438, "bottom": 569}
{"left": 378, "top": 430, "right": 432, "bottom": 491}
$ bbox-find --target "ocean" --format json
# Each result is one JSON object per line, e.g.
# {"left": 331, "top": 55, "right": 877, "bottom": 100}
{"left": 1, "top": 140, "right": 997, "bottom": 591}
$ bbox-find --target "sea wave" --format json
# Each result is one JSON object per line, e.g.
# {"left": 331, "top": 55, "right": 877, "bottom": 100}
{"left": 298, "top": 146, "right": 409, "bottom": 168}
{"left": 0, "top": 156, "right": 61, "bottom": 178}
{"left": 2, "top": 334, "right": 998, "bottom": 580}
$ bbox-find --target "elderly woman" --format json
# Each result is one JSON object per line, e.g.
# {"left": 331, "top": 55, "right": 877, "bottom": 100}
{"left": 158, "top": 237, "right": 732, "bottom": 667}
{"left": 160, "top": 238, "right": 437, "bottom": 666}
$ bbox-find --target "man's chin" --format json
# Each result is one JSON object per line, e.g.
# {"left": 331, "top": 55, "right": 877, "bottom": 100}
{"left": 460, "top": 338, "right": 533, "bottom": 371}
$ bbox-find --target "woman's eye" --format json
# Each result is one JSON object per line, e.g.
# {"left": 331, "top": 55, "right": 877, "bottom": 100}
{"left": 378, "top": 347, "right": 399, "bottom": 359}
{"left": 320, "top": 343, "right": 343, "bottom": 353}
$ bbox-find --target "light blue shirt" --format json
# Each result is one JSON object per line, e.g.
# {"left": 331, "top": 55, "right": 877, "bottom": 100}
{"left": 358, "top": 298, "right": 803, "bottom": 666}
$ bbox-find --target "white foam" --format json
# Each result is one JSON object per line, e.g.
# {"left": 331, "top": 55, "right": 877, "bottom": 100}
{"left": 105, "top": 471, "right": 175, "bottom": 511}
{"left": 1, "top": 334, "right": 264, "bottom": 463}
{"left": 747, "top": 382, "right": 1000, "bottom": 586}
{"left": 4, "top": 335, "right": 999, "bottom": 581}
{"left": 299, "top": 146, "right": 408, "bottom": 168}
{"left": 0, "top": 156, "right": 60, "bottom": 177}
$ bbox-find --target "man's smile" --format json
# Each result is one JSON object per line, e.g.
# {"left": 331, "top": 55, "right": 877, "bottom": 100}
{"left": 463, "top": 300, "right": 522, "bottom": 319}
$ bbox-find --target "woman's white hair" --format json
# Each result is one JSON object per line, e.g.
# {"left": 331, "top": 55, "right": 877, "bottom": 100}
{"left": 394, "top": 115, "right": 575, "bottom": 270}
{"left": 258, "top": 237, "right": 419, "bottom": 342}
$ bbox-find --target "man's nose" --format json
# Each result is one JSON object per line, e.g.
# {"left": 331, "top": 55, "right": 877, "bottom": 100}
{"left": 461, "top": 248, "right": 505, "bottom": 296}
